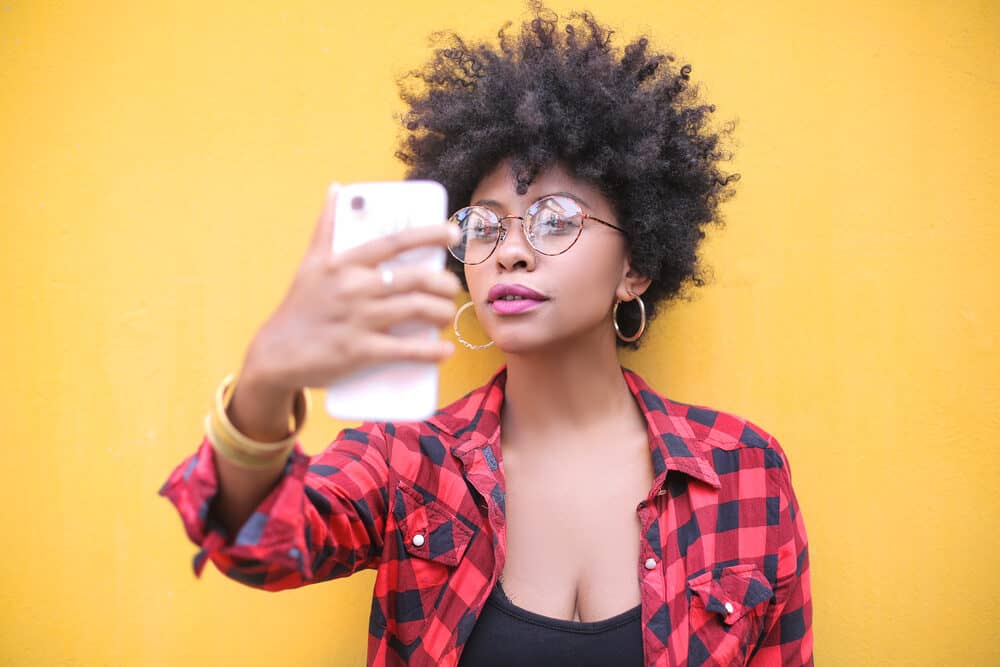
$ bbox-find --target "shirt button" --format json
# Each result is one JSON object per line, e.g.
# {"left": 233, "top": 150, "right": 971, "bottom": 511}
{"left": 724, "top": 602, "right": 735, "bottom": 614}
{"left": 644, "top": 557, "right": 657, "bottom": 570}
{"left": 411, "top": 534, "right": 425, "bottom": 547}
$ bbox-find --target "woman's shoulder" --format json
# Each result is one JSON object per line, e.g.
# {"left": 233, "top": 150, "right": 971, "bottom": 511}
{"left": 672, "top": 395, "right": 784, "bottom": 454}
{"left": 624, "top": 366, "right": 794, "bottom": 472}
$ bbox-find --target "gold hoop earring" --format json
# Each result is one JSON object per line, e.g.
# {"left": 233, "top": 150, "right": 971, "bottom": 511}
{"left": 453, "top": 301, "right": 494, "bottom": 350}
{"left": 613, "top": 295, "right": 646, "bottom": 342}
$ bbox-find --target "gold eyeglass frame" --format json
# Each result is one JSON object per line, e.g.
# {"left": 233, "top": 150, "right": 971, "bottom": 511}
{"left": 447, "top": 194, "right": 627, "bottom": 265}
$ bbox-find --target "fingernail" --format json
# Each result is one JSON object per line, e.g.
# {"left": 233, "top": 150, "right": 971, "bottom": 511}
{"left": 448, "top": 226, "right": 461, "bottom": 244}
{"left": 328, "top": 182, "right": 341, "bottom": 198}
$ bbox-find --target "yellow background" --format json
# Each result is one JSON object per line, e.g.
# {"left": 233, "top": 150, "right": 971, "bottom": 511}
{"left": 2, "top": 1, "right": 997, "bottom": 664}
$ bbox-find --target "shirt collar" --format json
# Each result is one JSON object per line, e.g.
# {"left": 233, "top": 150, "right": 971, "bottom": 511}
{"left": 427, "top": 365, "right": 721, "bottom": 490}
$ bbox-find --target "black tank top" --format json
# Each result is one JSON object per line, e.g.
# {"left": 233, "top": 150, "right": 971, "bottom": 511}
{"left": 457, "top": 579, "right": 644, "bottom": 666}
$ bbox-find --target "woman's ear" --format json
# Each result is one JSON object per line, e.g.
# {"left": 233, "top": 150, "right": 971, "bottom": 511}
{"left": 615, "top": 262, "right": 652, "bottom": 302}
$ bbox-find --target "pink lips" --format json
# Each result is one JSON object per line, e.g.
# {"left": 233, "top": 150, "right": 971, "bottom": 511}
{"left": 491, "top": 298, "right": 544, "bottom": 314}
{"left": 488, "top": 283, "right": 548, "bottom": 315}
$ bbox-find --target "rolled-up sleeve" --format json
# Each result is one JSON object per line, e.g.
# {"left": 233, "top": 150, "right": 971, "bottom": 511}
{"left": 158, "top": 422, "right": 390, "bottom": 592}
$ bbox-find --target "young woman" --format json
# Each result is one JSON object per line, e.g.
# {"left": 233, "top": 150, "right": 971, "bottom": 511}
{"left": 160, "top": 5, "right": 813, "bottom": 666}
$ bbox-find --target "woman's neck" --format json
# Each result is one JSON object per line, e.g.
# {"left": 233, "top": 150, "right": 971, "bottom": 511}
{"left": 499, "top": 326, "right": 643, "bottom": 453}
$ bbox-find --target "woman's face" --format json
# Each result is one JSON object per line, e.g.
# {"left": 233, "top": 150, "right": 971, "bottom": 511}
{"left": 463, "top": 157, "right": 648, "bottom": 354}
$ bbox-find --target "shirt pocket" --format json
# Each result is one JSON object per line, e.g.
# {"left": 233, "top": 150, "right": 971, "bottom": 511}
{"left": 387, "top": 480, "right": 475, "bottom": 647}
{"left": 686, "top": 563, "right": 773, "bottom": 666}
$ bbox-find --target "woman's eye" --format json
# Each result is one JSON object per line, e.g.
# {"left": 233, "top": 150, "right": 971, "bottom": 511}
{"left": 538, "top": 215, "right": 574, "bottom": 233}
{"left": 471, "top": 222, "right": 498, "bottom": 239}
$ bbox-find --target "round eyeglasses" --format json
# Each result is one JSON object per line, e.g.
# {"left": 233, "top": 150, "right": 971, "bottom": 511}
{"left": 447, "top": 194, "right": 627, "bottom": 265}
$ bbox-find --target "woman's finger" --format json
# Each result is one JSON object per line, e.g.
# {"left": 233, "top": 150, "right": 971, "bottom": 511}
{"left": 356, "top": 332, "right": 455, "bottom": 365}
{"left": 373, "top": 265, "right": 463, "bottom": 299}
{"left": 338, "top": 222, "right": 461, "bottom": 268}
{"left": 362, "top": 293, "right": 457, "bottom": 332}
{"left": 307, "top": 182, "right": 340, "bottom": 258}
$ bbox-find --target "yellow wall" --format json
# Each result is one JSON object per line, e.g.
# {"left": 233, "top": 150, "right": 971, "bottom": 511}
{"left": 2, "top": 1, "right": 997, "bottom": 664}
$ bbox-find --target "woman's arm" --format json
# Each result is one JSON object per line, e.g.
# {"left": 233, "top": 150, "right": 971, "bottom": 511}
{"left": 158, "top": 184, "right": 460, "bottom": 589}
{"left": 159, "top": 400, "right": 391, "bottom": 591}
{"left": 211, "top": 369, "right": 301, "bottom": 538}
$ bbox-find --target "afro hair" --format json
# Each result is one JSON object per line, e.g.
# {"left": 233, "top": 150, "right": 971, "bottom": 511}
{"left": 394, "top": 1, "right": 740, "bottom": 348}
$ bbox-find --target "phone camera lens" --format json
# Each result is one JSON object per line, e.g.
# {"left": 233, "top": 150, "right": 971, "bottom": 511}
{"left": 350, "top": 195, "right": 365, "bottom": 211}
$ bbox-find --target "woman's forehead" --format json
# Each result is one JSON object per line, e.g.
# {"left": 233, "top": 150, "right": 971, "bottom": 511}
{"left": 470, "top": 159, "right": 604, "bottom": 211}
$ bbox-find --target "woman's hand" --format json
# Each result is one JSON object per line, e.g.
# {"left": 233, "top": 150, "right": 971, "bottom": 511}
{"left": 240, "top": 184, "right": 463, "bottom": 395}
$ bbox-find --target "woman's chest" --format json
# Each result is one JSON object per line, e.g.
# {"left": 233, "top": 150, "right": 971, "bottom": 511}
{"left": 497, "top": 439, "right": 653, "bottom": 622}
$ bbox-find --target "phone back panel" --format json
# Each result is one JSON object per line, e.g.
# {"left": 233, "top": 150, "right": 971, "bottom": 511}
{"left": 325, "top": 180, "right": 448, "bottom": 422}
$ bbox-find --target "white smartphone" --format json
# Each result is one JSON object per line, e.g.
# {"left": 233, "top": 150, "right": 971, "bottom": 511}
{"left": 325, "top": 180, "right": 449, "bottom": 422}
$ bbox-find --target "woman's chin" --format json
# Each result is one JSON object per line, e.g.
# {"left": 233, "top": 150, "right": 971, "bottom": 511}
{"left": 489, "top": 331, "right": 543, "bottom": 355}
{"left": 490, "top": 329, "right": 571, "bottom": 356}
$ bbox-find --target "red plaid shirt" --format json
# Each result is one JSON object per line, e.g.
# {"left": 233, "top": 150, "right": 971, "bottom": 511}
{"left": 160, "top": 365, "right": 813, "bottom": 666}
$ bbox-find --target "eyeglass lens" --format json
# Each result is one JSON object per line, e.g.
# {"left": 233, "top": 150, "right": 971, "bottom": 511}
{"left": 447, "top": 195, "right": 584, "bottom": 264}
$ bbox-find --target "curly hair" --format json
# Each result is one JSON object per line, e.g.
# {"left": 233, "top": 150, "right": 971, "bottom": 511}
{"left": 394, "top": 1, "right": 740, "bottom": 349}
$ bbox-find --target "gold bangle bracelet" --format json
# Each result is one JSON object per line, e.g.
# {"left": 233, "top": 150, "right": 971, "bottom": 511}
{"left": 206, "top": 372, "right": 312, "bottom": 469}
{"left": 205, "top": 413, "right": 294, "bottom": 470}
{"left": 216, "top": 372, "right": 310, "bottom": 449}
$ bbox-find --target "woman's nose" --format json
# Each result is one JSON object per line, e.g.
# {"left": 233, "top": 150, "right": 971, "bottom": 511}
{"left": 495, "top": 217, "right": 536, "bottom": 269}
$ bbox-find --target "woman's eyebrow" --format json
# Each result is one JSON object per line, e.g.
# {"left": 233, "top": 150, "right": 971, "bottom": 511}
{"left": 470, "top": 198, "right": 505, "bottom": 209}
{"left": 471, "top": 191, "right": 592, "bottom": 210}
{"left": 552, "top": 191, "right": 591, "bottom": 208}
